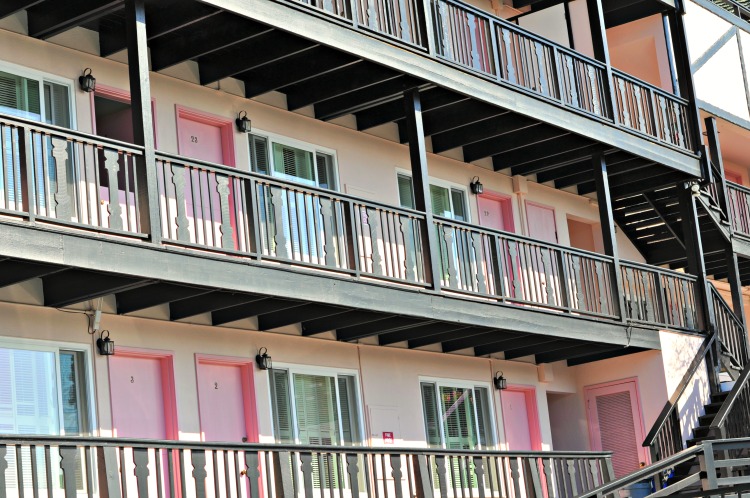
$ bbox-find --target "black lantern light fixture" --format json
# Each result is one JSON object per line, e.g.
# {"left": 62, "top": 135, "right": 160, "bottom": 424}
{"left": 470, "top": 176, "right": 484, "bottom": 195}
{"left": 79, "top": 68, "right": 96, "bottom": 93}
{"left": 256, "top": 347, "right": 272, "bottom": 370}
{"left": 96, "top": 330, "right": 115, "bottom": 356}
{"left": 493, "top": 371, "right": 507, "bottom": 391}
{"left": 236, "top": 111, "right": 252, "bottom": 133}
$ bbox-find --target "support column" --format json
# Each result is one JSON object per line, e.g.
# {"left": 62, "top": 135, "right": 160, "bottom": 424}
{"left": 125, "top": 0, "right": 161, "bottom": 243}
{"left": 586, "top": 0, "right": 616, "bottom": 119}
{"left": 403, "top": 88, "right": 441, "bottom": 292}
{"left": 592, "top": 152, "right": 626, "bottom": 321}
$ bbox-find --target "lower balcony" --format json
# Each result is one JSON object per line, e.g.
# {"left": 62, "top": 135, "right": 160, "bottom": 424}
{"left": 0, "top": 112, "right": 702, "bottom": 360}
{"left": 0, "top": 435, "right": 614, "bottom": 498}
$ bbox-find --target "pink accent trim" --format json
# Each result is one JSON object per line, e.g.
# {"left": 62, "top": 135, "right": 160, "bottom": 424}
{"left": 174, "top": 105, "right": 236, "bottom": 167}
{"left": 107, "top": 347, "right": 179, "bottom": 440}
{"left": 584, "top": 377, "right": 649, "bottom": 464}
{"left": 194, "top": 354, "right": 260, "bottom": 444}
{"left": 525, "top": 201, "right": 558, "bottom": 243}
{"left": 478, "top": 190, "right": 515, "bottom": 233}
{"left": 500, "top": 384, "right": 542, "bottom": 451}
{"left": 90, "top": 84, "right": 159, "bottom": 147}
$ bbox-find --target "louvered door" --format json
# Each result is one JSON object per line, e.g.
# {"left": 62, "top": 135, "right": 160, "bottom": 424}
{"left": 585, "top": 379, "right": 647, "bottom": 478}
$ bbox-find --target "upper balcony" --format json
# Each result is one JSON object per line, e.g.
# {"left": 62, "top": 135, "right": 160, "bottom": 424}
{"left": 0, "top": 0, "right": 702, "bottom": 184}
{"left": 0, "top": 110, "right": 702, "bottom": 364}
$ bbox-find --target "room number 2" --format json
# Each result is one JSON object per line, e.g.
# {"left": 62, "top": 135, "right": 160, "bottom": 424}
{"left": 214, "top": 382, "right": 219, "bottom": 389}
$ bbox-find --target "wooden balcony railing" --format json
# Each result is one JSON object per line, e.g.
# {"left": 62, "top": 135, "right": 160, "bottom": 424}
{"left": 0, "top": 435, "right": 614, "bottom": 498}
{"left": 278, "top": 0, "right": 696, "bottom": 152}
{"left": 727, "top": 181, "right": 750, "bottom": 236}
{"left": 0, "top": 113, "right": 704, "bottom": 334}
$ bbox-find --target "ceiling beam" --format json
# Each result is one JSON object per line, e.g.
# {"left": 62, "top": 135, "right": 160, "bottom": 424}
{"left": 314, "top": 77, "right": 426, "bottom": 121}
{"left": 0, "top": 260, "right": 65, "bottom": 288}
{"left": 378, "top": 323, "right": 472, "bottom": 346}
{"left": 43, "top": 270, "right": 151, "bottom": 308}
{"left": 408, "top": 327, "right": 491, "bottom": 349}
{"left": 0, "top": 0, "right": 44, "bottom": 19}
{"left": 441, "top": 331, "right": 526, "bottom": 353}
{"left": 258, "top": 303, "right": 345, "bottom": 330}
{"left": 499, "top": 135, "right": 592, "bottom": 172}
{"left": 474, "top": 335, "right": 561, "bottom": 356}
{"left": 116, "top": 283, "right": 211, "bottom": 314}
{"left": 301, "top": 310, "right": 388, "bottom": 336}
{"left": 503, "top": 145, "right": 602, "bottom": 175}
{"left": 463, "top": 126, "right": 568, "bottom": 163}
{"left": 420, "top": 100, "right": 502, "bottom": 138}
{"left": 28, "top": 0, "right": 123, "bottom": 39}
{"left": 503, "top": 339, "right": 580, "bottom": 360}
{"left": 170, "top": 292, "right": 265, "bottom": 321}
{"left": 430, "top": 114, "right": 534, "bottom": 154}
{"left": 212, "top": 298, "right": 305, "bottom": 326}
{"left": 355, "top": 89, "right": 465, "bottom": 131}
{"left": 336, "top": 316, "right": 429, "bottom": 341}
{"left": 535, "top": 342, "right": 625, "bottom": 363}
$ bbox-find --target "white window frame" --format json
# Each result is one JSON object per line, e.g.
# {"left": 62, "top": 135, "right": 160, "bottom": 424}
{"left": 395, "top": 168, "right": 471, "bottom": 222}
{"left": 267, "top": 362, "right": 366, "bottom": 446}
{"left": 0, "top": 59, "right": 77, "bottom": 129}
{"left": 418, "top": 375, "right": 497, "bottom": 450}
{"left": 249, "top": 129, "right": 340, "bottom": 190}
{"left": 0, "top": 336, "right": 96, "bottom": 436}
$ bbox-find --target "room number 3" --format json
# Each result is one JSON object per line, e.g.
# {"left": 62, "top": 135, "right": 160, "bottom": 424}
{"left": 130, "top": 376, "right": 134, "bottom": 383}
{"left": 190, "top": 135, "right": 198, "bottom": 143}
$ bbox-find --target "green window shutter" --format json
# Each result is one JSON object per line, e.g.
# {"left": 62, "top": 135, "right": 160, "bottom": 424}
{"left": 450, "top": 189, "right": 467, "bottom": 222}
{"left": 397, "top": 174, "right": 415, "bottom": 209}
{"left": 249, "top": 134, "right": 270, "bottom": 175}
{"left": 337, "top": 375, "right": 360, "bottom": 444}
{"left": 273, "top": 143, "right": 315, "bottom": 183}
{"left": 430, "top": 185, "right": 451, "bottom": 218}
{"left": 474, "top": 387, "right": 492, "bottom": 448}
{"left": 420, "top": 382, "right": 442, "bottom": 447}
{"left": 439, "top": 386, "right": 478, "bottom": 450}
{"left": 271, "top": 369, "right": 294, "bottom": 443}
{"left": 293, "top": 373, "right": 341, "bottom": 446}
{"left": 315, "top": 152, "right": 337, "bottom": 190}
{"left": 43, "top": 82, "right": 69, "bottom": 128}
{"left": 0, "top": 71, "right": 41, "bottom": 120}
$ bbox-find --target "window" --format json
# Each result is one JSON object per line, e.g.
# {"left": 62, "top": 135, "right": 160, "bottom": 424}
{"left": 249, "top": 133, "right": 338, "bottom": 190}
{"left": 271, "top": 367, "right": 362, "bottom": 445}
{"left": 420, "top": 381, "right": 494, "bottom": 450}
{"left": 397, "top": 173, "right": 468, "bottom": 221}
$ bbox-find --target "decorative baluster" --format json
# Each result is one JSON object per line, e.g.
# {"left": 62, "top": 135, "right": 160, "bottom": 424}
{"left": 674, "top": 102, "right": 685, "bottom": 148}
{"left": 471, "top": 232, "right": 487, "bottom": 293}
{"left": 681, "top": 279, "right": 693, "bottom": 329}
{"left": 566, "top": 56, "right": 579, "bottom": 108}
{"left": 534, "top": 42, "right": 549, "bottom": 95}
{"left": 572, "top": 256, "right": 584, "bottom": 310}
{"left": 587, "top": 65, "right": 600, "bottom": 115}
{"left": 300, "top": 452, "right": 314, "bottom": 498}
{"left": 58, "top": 446, "right": 79, "bottom": 498}
{"left": 244, "top": 452, "right": 261, "bottom": 498}
{"left": 640, "top": 271, "right": 654, "bottom": 321}
{"left": 400, "top": 216, "right": 418, "bottom": 282}
{"left": 366, "top": 208, "right": 384, "bottom": 275}
{"left": 633, "top": 86, "right": 646, "bottom": 132}
{"left": 588, "top": 459, "right": 601, "bottom": 487}
{"left": 346, "top": 454, "right": 362, "bottom": 497}
{"left": 97, "top": 447, "right": 122, "bottom": 498}
{"left": 473, "top": 457, "right": 486, "bottom": 498}
{"left": 541, "top": 249, "right": 555, "bottom": 305}
{"left": 659, "top": 96, "right": 669, "bottom": 141}
{"left": 617, "top": 79, "right": 631, "bottom": 127}
{"left": 442, "top": 225, "right": 458, "bottom": 288}
{"left": 508, "top": 241, "right": 521, "bottom": 298}
{"left": 131, "top": 448, "right": 151, "bottom": 498}
{"left": 390, "top": 455, "right": 404, "bottom": 498}
{"left": 438, "top": 0, "right": 452, "bottom": 58}
{"left": 466, "top": 13, "right": 481, "bottom": 70}
{"left": 595, "top": 262, "right": 608, "bottom": 315}
{"left": 566, "top": 460, "right": 578, "bottom": 496}
{"left": 366, "top": 0, "right": 378, "bottom": 29}
{"left": 435, "top": 455, "right": 448, "bottom": 497}
{"left": 51, "top": 137, "right": 72, "bottom": 220}
{"left": 273, "top": 452, "right": 295, "bottom": 498}
{"left": 170, "top": 163, "right": 190, "bottom": 241}
{"left": 625, "top": 267, "right": 638, "bottom": 320}
{"left": 103, "top": 149, "right": 123, "bottom": 230}
{"left": 542, "top": 458, "right": 555, "bottom": 498}
{"left": 320, "top": 198, "right": 337, "bottom": 268}
{"left": 509, "top": 458, "right": 522, "bottom": 498}
{"left": 667, "top": 277, "right": 679, "bottom": 326}
{"left": 525, "top": 458, "right": 543, "bottom": 497}
{"left": 215, "top": 174, "right": 234, "bottom": 250}
{"left": 502, "top": 29, "right": 516, "bottom": 83}
{"left": 269, "top": 187, "right": 290, "bottom": 259}
{"left": 398, "top": 0, "right": 410, "bottom": 41}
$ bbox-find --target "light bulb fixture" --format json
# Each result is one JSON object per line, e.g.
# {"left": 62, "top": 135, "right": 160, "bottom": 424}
{"left": 96, "top": 330, "right": 115, "bottom": 356}
{"left": 79, "top": 68, "right": 96, "bottom": 93}
{"left": 236, "top": 111, "right": 252, "bottom": 133}
{"left": 493, "top": 371, "right": 507, "bottom": 390}
{"left": 255, "top": 347, "right": 272, "bottom": 370}
{"left": 470, "top": 176, "right": 484, "bottom": 195}
{"left": 690, "top": 182, "right": 701, "bottom": 196}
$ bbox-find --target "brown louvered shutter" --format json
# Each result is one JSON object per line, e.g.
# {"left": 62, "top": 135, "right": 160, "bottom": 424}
{"left": 595, "top": 391, "right": 640, "bottom": 478}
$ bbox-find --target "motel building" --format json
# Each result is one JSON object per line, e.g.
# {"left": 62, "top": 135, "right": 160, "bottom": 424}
{"left": 0, "top": 0, "right": 748, "bottom": 496}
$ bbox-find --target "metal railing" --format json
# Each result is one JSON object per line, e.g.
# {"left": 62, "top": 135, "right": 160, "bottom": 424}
{"left": 711, "top": 284, "right": 750, "bottom": 368}
{"left": 0, "top": 436, "right": 614, "bottom": 498}
{"left": 727, "top": 181, "right": 750, "bottom": 236}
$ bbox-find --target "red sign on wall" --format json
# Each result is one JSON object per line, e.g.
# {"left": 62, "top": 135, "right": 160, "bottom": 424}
{"left": 383, "top": 432, "right": 394, "bottom": 444}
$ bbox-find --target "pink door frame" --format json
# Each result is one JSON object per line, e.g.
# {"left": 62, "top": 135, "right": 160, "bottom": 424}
{"left": 194, "top": 354, "right": 259, "bottom": 443}
{"left": 584, "top": 377, "right": 648, "bottom": 465}
{"left": 107, "top": 347, "right": 179, "bottom": 440}
{"left": 478, "top": 190, "right": 515, "bottom": 233}
{"left": 500, "top": 384, "right": 543, "bottom": 450}
{"left": 175, "top": 105, "right": 236, "bottom": 167}
{"left": 90, "top": 83, "right": 158, "bottom": 146}
{"left": 525, "top": 201, "right": 558, "bottom": 243}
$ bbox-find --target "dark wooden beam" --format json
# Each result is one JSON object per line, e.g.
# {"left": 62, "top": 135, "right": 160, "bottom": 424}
{"left": 314, "top": 77, "right": 426, "bottom": 121}
{"left": 0, "top": 260, "right": 65, "bottom": 288}
{"left": 242, "top": 49, "right": 358, "bottom": 98}
{"left": 430, "top": 113, "right": 533, "bottom": 154}
{"left": 408, "top": 327, "right": 491, "bottom": 349}
{"left": 441, "top": 331, "right": 525, "bottom": 353}
{"left": 0, "top": 0, "right": 44, "bottom": 19}
{"left": 420, "top": 100, "right": 502, "bottom": 138}
{"left": 117, "top": 283, "right": 211, "bottom": 314}
{"left": 212, "top": 298, "right": 305, "bottom": 326}
{"left": 43, "top": 270, "right": 151, "bottom": 308}
{"left": 644, "top": 193, "right": 685, "bottom": 249}
{"left": 503, "top": 339, "right": 580, "bottom": 360}
{"left": 170, "top": 292, "right": 265, "bottom": 321}
{"left": 258, "top": 303, "right": 345, "bottom": 330}
{"left": 378, "top": 323, "right": 471, "bottom": 346}
{"left": 285, "top": 64, "right": 401, "bottom": 111}
{"left": 199, "top": 33, "right": 316, "bottom": 85}
{"left": 301, "top": 310, "right": 388, "bottom": 336}
{"left": 474, "top": 335, "right": 561, "bottom": 356}
{"left": 336, "top": 316, "right": 428, "bottom": 341}
{"left": 355, "top": 89, "right": 465, "bottom": 131}
{"left": 499, "top": 135, "right": 591, "bottom": 172}
{"left": 149, "top": 14, "right": 271, "bottom": 71}
{"left": 535, "top": 343, "right": 624, "bottom": 363}
{"left": 27, "top": 0, "right": 123, "bottom": 39}
{"left": 463, "top": 126, "right": 568, "bottom": 163}
{"left": 567, "top": 347, "right": 648, "bottom": 366}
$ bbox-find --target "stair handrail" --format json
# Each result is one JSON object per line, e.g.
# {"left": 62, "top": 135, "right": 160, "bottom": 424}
{"left": 643, "top": 332, "right": 716, "bottom": 455}
{"left": 710, "top": 283, "right": 750, "bottom": 368}
{"left": 710, "top": 361, "right": 750, "bottom": 435}
{"left": 576, "top": 444, "right": 704, "bottom": 498}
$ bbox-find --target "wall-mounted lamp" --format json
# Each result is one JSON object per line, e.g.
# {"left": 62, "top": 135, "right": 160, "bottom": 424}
{"left": 96, "top": 330, "right": 115, "bottom": 356}
{"left": 256, "top": 347, "right": 272, "bottom": 370}
{"left": 690, "top": 182, "right": 701, "bottom": 196}
{"left": 79, "top": 68, "right": 96, "bottom": 93}
{"left": 493, "top": 371, "right": 507, "bottom": 390}
{"left": 470, "top": 176, "right": 484, "bottom": 195}
{"left": 236, "top": 111, "right": 252, "bottom": 133}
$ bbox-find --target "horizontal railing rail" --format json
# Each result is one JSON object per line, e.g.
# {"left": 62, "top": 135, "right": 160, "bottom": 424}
{"left": 727, "top": 180, "right": 750, "bottom": 236}
{"left": 0, "top": 436, "right": 614, "bottom": 498}
{"left": 620, "top": 261, "right": 699, "bottom": 331}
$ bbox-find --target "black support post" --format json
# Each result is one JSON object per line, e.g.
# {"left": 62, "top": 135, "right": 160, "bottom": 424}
{"left": 586, "top": 0, "right": 616, "bottom": 119}
{"left": 592, "top": 152, "right": 626, "bottom": 321}
{"left": 125, "top": 0, "right": 161, "bottom": 243}
{"left": 403, "top": 88, "right": 441, "bottom": 292}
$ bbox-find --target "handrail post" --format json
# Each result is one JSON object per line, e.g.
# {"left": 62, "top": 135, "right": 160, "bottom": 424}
{"left": 586, "top": 0, "right": 617, "bottom": 122}
{"left": 125, "top": 0, "right": 162, "bottom": 245}
{"left": 422, "top": 0, "right": 437, "bottom": 56}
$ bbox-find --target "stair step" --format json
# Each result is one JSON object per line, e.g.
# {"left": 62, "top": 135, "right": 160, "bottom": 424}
{"left": 686, "top": 436, "right": 713, "bottom": 447}
{"left": 711, "top": 392, "right": 730, "bottom": 404}
{"left": 693, "top": 426, "right": 712, "bottom": 438}
{"left": 704, "top": 401, "right": 724, "bottom": 415}
{"left": 699, "top": 413, "right": 717, "bottom": 426}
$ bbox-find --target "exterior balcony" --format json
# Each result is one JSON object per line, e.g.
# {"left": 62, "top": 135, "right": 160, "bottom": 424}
{"left": 0, "top": 111, "right": 703, "bottom": 363}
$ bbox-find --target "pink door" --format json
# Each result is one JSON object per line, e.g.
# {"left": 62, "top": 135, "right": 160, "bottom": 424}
{"left": 478, "top": 194, "right": 514, "bottom": 232}
{"left": 526, "top": 202, "right": 557, "bottom": 243}
{"left": 178, "top": 117, "right": 225, "bottom": 164}
{"left": 501, "top": 388, "right": 541, "bottom": 451}
{"left": 585, "top": 379, "right": 647, "bottom": 478}
{"left": 109, "top": 354, "right": 173, "bottom": 438}
{"left": 197, "top": 360, "right": 256, "bottom": 442}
